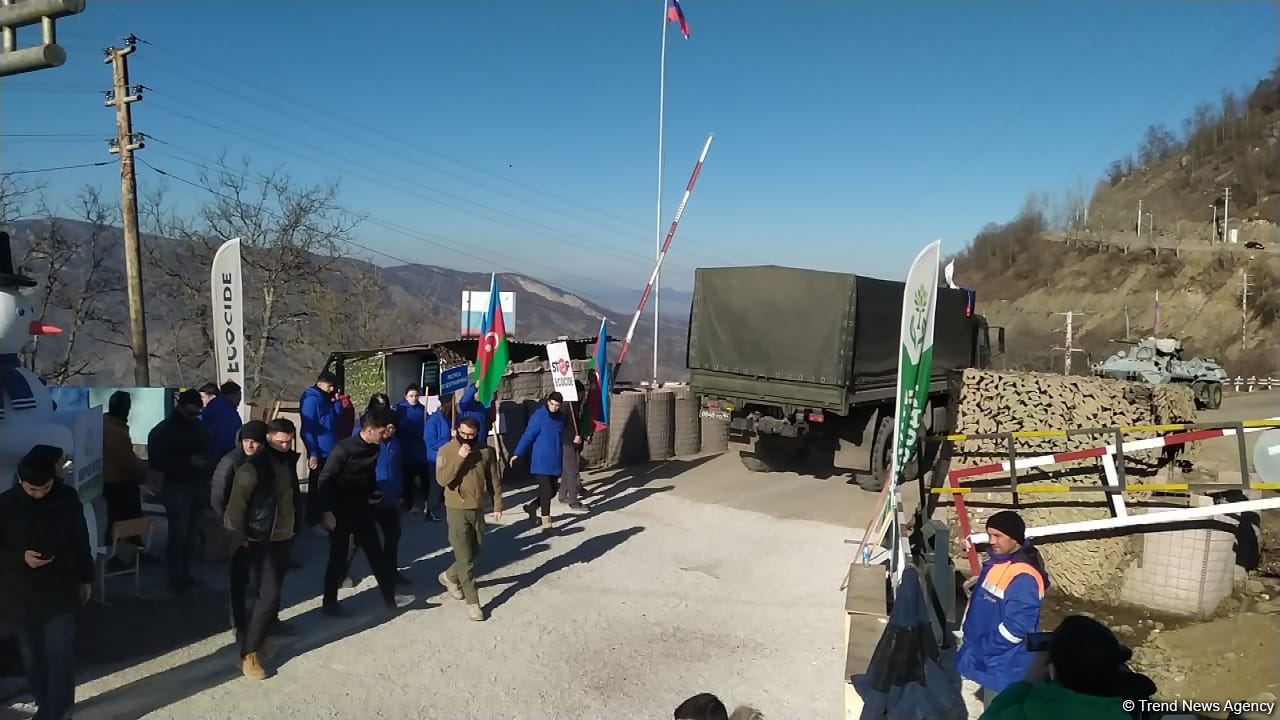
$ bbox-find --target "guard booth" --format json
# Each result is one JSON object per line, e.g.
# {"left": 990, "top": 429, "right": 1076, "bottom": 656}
{"left": 323, "top": 336, "right": 608, "bottom": 461}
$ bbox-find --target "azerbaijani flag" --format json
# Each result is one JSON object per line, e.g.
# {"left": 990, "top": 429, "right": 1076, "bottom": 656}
{"left": 582, "top": 318, "right": 610, "bottom": 432}
{"left": 667, "top": 0, "right": 690, "bottom": 39}
{"left": 473, "top": 274, "right": 510, "bottom": 407}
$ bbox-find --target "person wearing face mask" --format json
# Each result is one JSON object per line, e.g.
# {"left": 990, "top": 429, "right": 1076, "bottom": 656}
{"left": 511, "top": 391, "right": 579, "bottom": 532}
{"left": 979, "top": 615, "right": 1156, "bottom": 720}
{"left": 147, "top": 389, "right": 214, "bottom": 594}
{"left": 435, "top": 416, "right": 502, "bottom": 621}
{"left": 0, "top": 445, "right": 93, "bottom": 720}
{"left": 956, "top": 511, "right": 1050, "bottom": 708}
{"left": 225, "top": 418, "right": 302, "bottom": 680}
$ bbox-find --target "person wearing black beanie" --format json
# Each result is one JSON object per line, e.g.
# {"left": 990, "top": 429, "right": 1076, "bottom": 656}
{"left": 956, "top": 510, "right": 1052, "bottom": 708}
{"left": 979, "top": 615, "right": 1157, "bottom": 720}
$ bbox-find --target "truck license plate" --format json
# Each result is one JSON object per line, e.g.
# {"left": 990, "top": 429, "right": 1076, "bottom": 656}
{"left": 700, "top": 409, "right": 730, "bottom": 421}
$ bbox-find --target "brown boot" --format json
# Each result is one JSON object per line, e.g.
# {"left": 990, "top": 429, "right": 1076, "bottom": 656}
{"left": 241, "top": 652, "right": 267, "bottom": 680}
{"left": 540, "top": 516, "right": 553, "bottom": 533}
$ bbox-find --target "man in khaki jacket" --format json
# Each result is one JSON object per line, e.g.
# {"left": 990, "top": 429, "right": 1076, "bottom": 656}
{"left": 435, "top": 416, "right": 502, "bottom": 621}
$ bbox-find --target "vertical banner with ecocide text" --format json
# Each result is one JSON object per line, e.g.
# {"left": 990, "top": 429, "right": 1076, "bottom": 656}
{"left": 546, "top": 341, "right": 578, "bottom": 402}
{"left": 211, "top": 237, "right": 248, "bottom": 421}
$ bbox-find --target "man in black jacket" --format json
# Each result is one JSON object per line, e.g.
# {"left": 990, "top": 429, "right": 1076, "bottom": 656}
{"left": 148, "top": 389, "right": 214, "bottom": 594}
{"left": 213, "top": 420, "right": 266, "bottom": 639}
{"left": 226, "top": 418, "right": 301, "bottom": 679}
{"left": 317, "top": 409, "right": 413, "bottom": 615}
{"left": 0, "top": 445, "right": 93, "bottom": 720}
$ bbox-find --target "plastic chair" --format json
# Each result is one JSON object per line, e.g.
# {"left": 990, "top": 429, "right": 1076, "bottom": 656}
{"left": 96, "top": 516, "right": 154, "bottom": 604}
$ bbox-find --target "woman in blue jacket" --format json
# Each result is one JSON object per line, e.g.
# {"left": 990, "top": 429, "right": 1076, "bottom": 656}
{"left": 422, "top": 396, "right": 454, "bottom": 522}
{"left": 511, "top": 392, "right": 579, "bottom": 531}
{"left": 956, "top": 511, "right": 1050, "bottom": 707}
{"left": 394, "top": 384, "right": 428, "bottom": 513}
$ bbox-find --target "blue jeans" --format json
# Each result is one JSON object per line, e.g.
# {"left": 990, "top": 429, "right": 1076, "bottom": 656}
{"left": 15, "top": 612, "right": 76, "bottom": 720}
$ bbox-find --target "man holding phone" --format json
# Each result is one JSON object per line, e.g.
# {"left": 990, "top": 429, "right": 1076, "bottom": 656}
{"left": 316, "top": 408, "right": 413, "bottom": 616}
{"left": 0, "top": 445, "right": 93, "bottom": 720}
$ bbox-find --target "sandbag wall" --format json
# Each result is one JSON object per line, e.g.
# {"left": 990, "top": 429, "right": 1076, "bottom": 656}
{"left": 606, "top": 390, "right": 649, "bottom": 466}
{"left": 646, "top": 390, "right": 675, "bottom": 460}
{"left": 941, "top": 369, "right": 1197, "bottom": 602}
{"left": 672, "top": 386, "right": 701, "bottom": 456}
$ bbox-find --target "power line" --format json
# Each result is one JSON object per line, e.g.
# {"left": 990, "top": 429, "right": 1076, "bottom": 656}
{"left": 136, "top": 40, "right": 760, "bottom": 267}
{"left": 140, "top": 100, "right": 703, "bottom": 274}
{"left": 134, "top": 156, "right": 583, "bottom": 283}
{"left": 1, "top": 161, "right": 113, "bottom": 176}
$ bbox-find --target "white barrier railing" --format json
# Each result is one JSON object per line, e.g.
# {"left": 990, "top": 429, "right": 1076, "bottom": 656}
{"left": 1229, "top": 376, "right": 1280, "bottom": 392}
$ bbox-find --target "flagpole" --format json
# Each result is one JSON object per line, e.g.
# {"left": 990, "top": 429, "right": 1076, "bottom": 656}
{"left": 654, "top": 0, "right": 668, "bottom": 386}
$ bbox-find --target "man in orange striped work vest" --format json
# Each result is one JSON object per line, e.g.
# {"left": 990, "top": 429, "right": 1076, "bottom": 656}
{"left": 955, "top": 511, "right": 1050, "bottom": 708}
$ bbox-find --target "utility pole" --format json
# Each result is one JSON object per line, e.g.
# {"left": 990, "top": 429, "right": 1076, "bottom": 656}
{"left": 1223, "top": 187, "right": 1231, "bottom": 244}
{"left": 105, "top": 35, "right": 150, "bottom": 385}
{"left": 1212, "top": 204, "right": 1218, "bottom": 243}
{"left": 1136, "top": 199, "right": 1143, "bottom": 244}
{"left": 1241, "top": 266, "right": 1250, "bottom": 350}
{"left": 1053, "top": 311, "right": 1087, "bottom": 375}
{"left": 1124, "top": 305, "right": 1131, "bottom": 341}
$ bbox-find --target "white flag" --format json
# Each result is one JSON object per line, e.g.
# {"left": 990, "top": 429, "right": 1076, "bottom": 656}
{"left": 211, "top": 238, "right": 248, "bottom": 421}
{"left": 944, "top": 259, "right": 959, "bottom": 289}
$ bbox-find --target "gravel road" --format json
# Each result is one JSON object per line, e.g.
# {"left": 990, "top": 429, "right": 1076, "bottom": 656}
{"left": 62, "top": 456, "right": 855, "bottom": 719}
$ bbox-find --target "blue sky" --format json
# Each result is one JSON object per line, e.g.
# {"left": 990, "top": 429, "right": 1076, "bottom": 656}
{"left": 1, "top": 1, "right": 1276, "bottom": 293}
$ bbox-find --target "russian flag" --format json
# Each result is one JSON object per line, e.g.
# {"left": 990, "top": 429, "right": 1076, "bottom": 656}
{"left": 667, "top": 0, "right": 690, "bottom": 39}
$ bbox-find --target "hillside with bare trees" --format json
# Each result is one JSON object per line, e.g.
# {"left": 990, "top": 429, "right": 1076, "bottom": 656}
{"left": 953, "top": 63, "right": 1279, "bottom": 378}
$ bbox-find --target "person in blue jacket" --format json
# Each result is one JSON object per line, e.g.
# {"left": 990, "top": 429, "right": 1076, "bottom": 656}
{"left": 956, "top": 511, "right": 1050, "bottom": 708}
{"left": 300, "top": 371, "right": 344, "bottom": 524}
{"left": 395, "top": 384, "right": 428, "bottom": 513}
{"left": 422, "top": 396, "right": 454, "bottom": 522}
{"left": 372, "top": 413, "right": 408, "bottom": 585}
{"left": 457, "top": 384, "right": 491, "bottom": 447}
{"left": 198, "top": 381, "right": 243, "bottom": 462}
{"left": 511, "top": 392, "right": 579, "bottom": 531}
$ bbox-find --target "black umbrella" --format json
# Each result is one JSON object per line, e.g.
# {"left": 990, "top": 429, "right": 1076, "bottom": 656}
{"left": 853, "top": 565, "right": 967, "bottom": 720}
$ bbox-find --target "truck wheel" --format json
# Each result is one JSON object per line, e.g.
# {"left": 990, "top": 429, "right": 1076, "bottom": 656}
{"left": 1191, "top": 381, "right": 1207, "bottom": 409}
{"left": 740, "top": 434, "right": 805, "bottom": 473}
{"left": 1207, "top": 382, "right": 1223, "bottom": 410}
{"left": 863, "top": 415, "right": 919, "bottom": 493}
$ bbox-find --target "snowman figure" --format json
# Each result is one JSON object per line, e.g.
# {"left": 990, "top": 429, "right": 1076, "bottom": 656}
{"left": 0, "top": 230, "right": 72, "bottom": 492}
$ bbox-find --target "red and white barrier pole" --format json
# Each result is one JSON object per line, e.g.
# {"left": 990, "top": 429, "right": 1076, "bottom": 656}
{"left": 617, "top": 133, "right": 714, "bottom": 373}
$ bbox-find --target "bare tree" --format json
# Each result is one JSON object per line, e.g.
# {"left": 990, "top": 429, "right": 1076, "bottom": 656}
{"left": 192, "top": 158, "right": 360, "bottom": 399}
{"left": 45, "top": 189, "right": 126, "bottom": 383}
{"left": 139, "top": 187, "right": 218, "bottom": 387}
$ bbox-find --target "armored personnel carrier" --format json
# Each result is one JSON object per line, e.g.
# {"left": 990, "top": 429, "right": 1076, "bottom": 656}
{"left": 1091, "top": 337, "right": 1227, "bottom": 409}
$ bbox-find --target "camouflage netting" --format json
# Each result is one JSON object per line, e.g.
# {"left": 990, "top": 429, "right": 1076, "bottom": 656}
{"left": 344, "top": 356, "right": 387, "bottom": 409}
{"left": 942, "top": 370, "right": 1197, "bottom": 601}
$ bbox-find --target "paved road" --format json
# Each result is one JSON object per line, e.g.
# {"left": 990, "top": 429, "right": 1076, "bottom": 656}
{"left": 5, "top": 453, "right": 873, "bottom": 720}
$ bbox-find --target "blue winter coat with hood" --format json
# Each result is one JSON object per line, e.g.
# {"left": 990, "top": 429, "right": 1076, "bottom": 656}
{"left": 457, "top": 385, "right": 489, "bottom": 446}
{"left": 299, "top": 385, "right": 343, "bottom": 459}
{"left": 955, "top": 543, "right": 1048, "bottom": 694}
{"left": 395, "top": 400, "right": 427, "bottom": 464}
{"left": 513, "top": 404, "right": 566, "bottom": 477}
{"left": 424, "top": 410, "right": 453, "bottom": 467}
{"left": 375, "top": 433, "right": 403, "bottom": 510}
{"left": 199, "top": 395, "right": 242, "bottom": 461}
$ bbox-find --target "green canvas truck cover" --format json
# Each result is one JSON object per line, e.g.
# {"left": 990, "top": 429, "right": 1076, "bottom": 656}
{"left": 687, "top": 266, "right": 858, "bottom": 384}
{"left": 688, "top": 265, "right": 977, "bottom": 395}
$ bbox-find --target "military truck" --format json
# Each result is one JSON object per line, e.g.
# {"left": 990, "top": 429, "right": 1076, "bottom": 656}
{"left": 687, "top": 265, "right": 1003, "bottom": 491}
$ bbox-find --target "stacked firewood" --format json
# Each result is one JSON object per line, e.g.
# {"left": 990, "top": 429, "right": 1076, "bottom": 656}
{"left": 942, "top": 370, "right": 1196, "bottom": 601}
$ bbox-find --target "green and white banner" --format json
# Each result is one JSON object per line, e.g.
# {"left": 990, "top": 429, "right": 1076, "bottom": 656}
{"left": 879, "top": 240, "right": 942, "bottom": 584}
